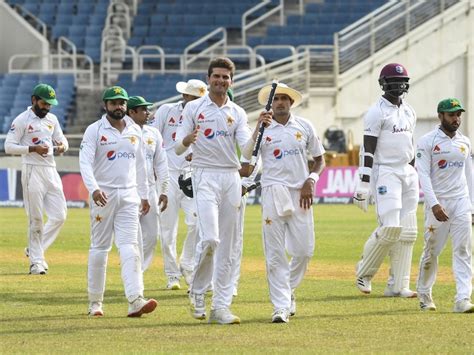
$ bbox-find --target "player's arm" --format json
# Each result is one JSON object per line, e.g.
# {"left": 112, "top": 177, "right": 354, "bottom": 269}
{"left": 175, "top": 104, "right": 197, "bottom": 155}
{"left": 463, "top": 140, "right": 473, "bottom": 208}
{"left": 4, "top": 116, "right": 46, "bottom": 155}
{"left": 52, "top": 117, "right": 69, "bottom": 154}
{"left": 153, "top": 131, "right": 169, "bottom": 212}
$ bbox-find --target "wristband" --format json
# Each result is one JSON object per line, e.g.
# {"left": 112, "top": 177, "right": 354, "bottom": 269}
{"left": 308, "top": 172, "right": 319, "bottom": 184}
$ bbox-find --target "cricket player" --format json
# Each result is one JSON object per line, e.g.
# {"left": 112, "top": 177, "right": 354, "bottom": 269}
{"left": 127, "top": 96, "right": 169, "bottom": 272}
{"left": 151, "top": 79, "right": 207, "bottom": 290}
{"left": 353, "top": 63, "right": 418, "bottom": 298}
{"left": 416, "top": 98, "right": 474, "bottom": 313}
{"left": 4, "top": 83, "right": 68, "bottom": 275}
{"left": 79, "top": 86, "right": 157, "bottom": 318}
{"left": 250, "top": 83, "right": 325, "bottom": 323}
{"left": 175, "top": 57, "right": 269, "bottom": 324}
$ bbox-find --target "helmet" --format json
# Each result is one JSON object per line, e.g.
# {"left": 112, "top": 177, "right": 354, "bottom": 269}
{"left": 178, "top": 165, "right": 193, "bottom": 198}
{"left": 378, "top": 63, "right": 410, "bottom": 97}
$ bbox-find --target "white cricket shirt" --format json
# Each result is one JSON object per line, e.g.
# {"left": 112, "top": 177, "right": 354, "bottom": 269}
{"left": 4, "top": 106, "right": 69, "bottom": 167}
{"left": 364, "top": 97, "right": 416, "bottom": 166}
{"left": 79, "top": 115, "right": 148, "bottom": 199}
{"left": 151, "top": 101, "right": 190, "bottom": 172}
{"left": 415, "top": 126, "right": 472, "bottom": 208}
{"left": 259, "top": 114, "right": 325, "bottom": 189}
{"left": 175, "top": 94, "right": 251, "bottom": 170}
{"left": 142, "top": 124, "right": 169, "bottom": 194}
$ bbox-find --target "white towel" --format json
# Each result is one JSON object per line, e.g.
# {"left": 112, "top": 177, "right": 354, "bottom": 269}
{"left": 271, "top": 185, "right": 295, "bottom": 217}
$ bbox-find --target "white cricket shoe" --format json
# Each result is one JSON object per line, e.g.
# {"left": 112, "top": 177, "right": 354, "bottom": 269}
{"left": 290, "top": 291, "right": 296, "bottom": 316}
{"left": 166, "top": 276, "right": 181, "bottom": 290}
{"left": 190, "top": 292, "right": 206, "bottom": 320}
{"left": 88, "top": 301, "right": 104, "bottom": 317}
{"left": 453, "top": 299, "right": 474, "bottom": 313}
{"left": 127, "top": 296, "right": 157, "bottom": 317}
{"left": 180, "top": 266, "right": 193, "bottom": 286}
{"left": 418, "top": 293, "right": 436, "bottom": 311}
{"left": 271, "top": 309, "right": 289, "bottom": 323}
{"left": 29, "top": 263, "right": 46, "bottom": 275}
{"left": 209, "top": 308, "right": 240, "bottom": 325}
{"left": 384, "top": 286, "right": 417, "bottom": 298}
{"left": 356, "top": 277, "right": 371, "bottom": 294}
{"left": 25, "top": 248, "right": 49, "bottom": 270}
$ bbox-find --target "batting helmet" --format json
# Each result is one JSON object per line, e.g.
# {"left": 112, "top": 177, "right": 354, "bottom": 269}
{"left": 178, "top": 165, "right": 193, "bottom": 198}
{"left": 378, "top": 63, "right": 410, "bottom": 97}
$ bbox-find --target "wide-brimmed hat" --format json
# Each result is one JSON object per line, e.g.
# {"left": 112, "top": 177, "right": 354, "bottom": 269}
{"left": 128, "top": 96, "right": 153, "bottom": 110}
{"left": 32, "top": 83, "right": 58, "bottom": 105}
{"left": 176, "top": 79, "right": 207, "bottom": 97}
{"left": 257, "top": 82, "right": 302, "bottom": 108}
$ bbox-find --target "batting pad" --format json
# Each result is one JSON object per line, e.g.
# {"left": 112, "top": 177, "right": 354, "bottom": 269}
{"left": 357, "top": 226, "right": 402, "bottom": 278}
{"left": 392, "top": 213, "right": 417, "bottom": 292}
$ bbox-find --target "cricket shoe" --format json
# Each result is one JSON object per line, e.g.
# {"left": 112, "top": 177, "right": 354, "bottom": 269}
{"left": 271, "top": 309, "right": 289, "bottom": 323}
{"left": 190, "top": 292, "right": 206, "bottom": 320}
{"left": 209, "top": 308, "right": 240, "bottom": 325}
{"left": 29, "top": 263, "right": 46, "bottom": 275}
{"left": 166, "top": 276, "right": 181, "bottom": 290}
{"left": 384, "top": 286, "right": 417, "bottom": 298}
{"left": 88, "top": 302, "right": 104, "bottom": 317}
{"left": 418, "top": 293, "right": 436, "bottom": 311}
{"left": 127, "top": 296, "right": 158, "bottom": 317}
{"left": 453, "top": 299, "right": 474, "bottom": 313}
{"left": 25, "top": 248, "right": 49, "bottom": 270}
{"left": 180, "top": 266, "right": 193, "bottom": 286}
{"left": 356, "top": 277, "right": 371, "bottom": 294}
{"left": 290, "top": 291, "right": 296, "bottom": 316}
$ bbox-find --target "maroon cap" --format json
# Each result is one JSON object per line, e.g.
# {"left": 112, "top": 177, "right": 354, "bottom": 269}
{"left": 379, "top": 63, "right": 409, "bottom": 79}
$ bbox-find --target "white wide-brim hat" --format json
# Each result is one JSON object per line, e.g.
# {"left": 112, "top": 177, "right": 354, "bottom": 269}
{"left": 176, "top": 79, "right": 208, "bottom": 97}
{"left": 257, "top": 82, "right": 302, "bottom": 108}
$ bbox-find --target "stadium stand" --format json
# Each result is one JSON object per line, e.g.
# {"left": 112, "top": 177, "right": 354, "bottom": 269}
{"left": 0, "top": 74, "right": 76, "bottom": 133}
{"left": 6, "top": 0, "right": 107, "bottom": 63}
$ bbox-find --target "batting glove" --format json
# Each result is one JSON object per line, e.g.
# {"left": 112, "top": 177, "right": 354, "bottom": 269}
{"left": 353, "top": 181, "right": 371, "bottom": 212}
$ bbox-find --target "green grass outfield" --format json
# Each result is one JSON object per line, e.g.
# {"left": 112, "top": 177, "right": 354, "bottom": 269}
{"left": 1, "top": 205, "right": 473, "bottom": 353}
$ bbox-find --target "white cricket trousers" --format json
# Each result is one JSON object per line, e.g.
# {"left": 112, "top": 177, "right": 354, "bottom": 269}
{"left": 191, "top": 168, "right": 241, "bottom": 310}
{"left": 21, "top": 164, "right": 67, "bottom": 265}
{"left": 159, "top": 171, "right": 197, "bottom": 277}
{"left": 231, "top": 193, "right": 248, "bottom": 291}
{"left": 138, "top": 185, "right": 159, "bottom": 271}
{"left": 88, "top": 187, "right": 144, "bottom": 303}
{"left": 261, "top": 186, "right": 315, "bottom": 311}
{"left": 417, "top": 196, "right": 472, "bottom": 302}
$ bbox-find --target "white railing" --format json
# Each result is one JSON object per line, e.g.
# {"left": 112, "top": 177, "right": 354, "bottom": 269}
{"left": 105, "top": 11, "right": 131, "bottom": 40}
{"left": 137, "top": 45, "right": 166, "bottom": 74}
{"left": 13, "top": 4, "right": 47, "bottom": 38}
{"left": 297, "top": 45, "right": 335, "bottom": 88}
{"left": 242, "top": 0, "right": 283, "bottom": 46}
{"left": 335, "top": 0, "right": 460, "bottom": 75}
{"left": 181, "top": 27, "right": 227, "bottom": 72}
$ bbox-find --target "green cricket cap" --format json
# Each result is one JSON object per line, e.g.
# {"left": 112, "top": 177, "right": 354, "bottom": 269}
{"left": 128, "top": 96, "right": 153, "bottom": 109}
{"left": 437, "top": 98, "right": 465, "bottom": 113}
{"left": 32, "top": 83, "right": 58, "bottom": 105}
{"left": 102, "top": 86, "right": 129, "bottom": 101}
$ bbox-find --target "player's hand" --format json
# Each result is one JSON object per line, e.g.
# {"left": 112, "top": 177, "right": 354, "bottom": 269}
{"left": 241, "top": 186, "right": 248, "bottom": 196}
{"left": 140, "top": 199, "right": 150, "bottom": 215}
{"left": 299, "top": 178, "right": 314, "bottom": 210}
{"left": 158, "top": 194, "right": 168, "bottom": 212}
{"left": 432, "top": 204, "right": 449, "bottom": 222}
{"left": 353, "top": 181, "right": 370, "bottom": 212}
{"left": 92, "top": 189, "right": 107, "bottom": 207}
{"left": 252, "top": 111, "right": 273, "bottom": 140}
{"left": 53, "top": 140, "right": 65, "bottom": 155}
{"left": 183, "top": 128, "right": 199, "bottom": 147}
{"left": 185, "top": 153, "right": 193, "bottom": 162}
{"left": 34, "top": 144, "right": 49, "bottom": 156}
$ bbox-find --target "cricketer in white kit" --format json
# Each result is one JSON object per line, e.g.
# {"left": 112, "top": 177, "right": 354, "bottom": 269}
{"left": 251, "top": 83, "right": 325, "bottom": 323}
{"left": 79, "top": 86, "right": 157, "bottom": 318}
{"left": 415, "top": 98, "right": 474, "bottom": 313}
{"left": 127, "top": 96, "right": 169, "bottom": 272}
{"left": 354, "top": 63, "right": 419, "bottom": 298}
{"left": 4, "top": 83, "right": 68, "bottom": 275}
{"left": 151, "top": 79, "right": 207, "bottom": 290}
{"left": 175, "top": 57, "right": 267, "bottom": 324}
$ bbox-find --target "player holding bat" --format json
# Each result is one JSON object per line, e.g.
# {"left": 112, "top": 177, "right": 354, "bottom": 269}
{"left": 175, "top": 57, "right": 271, "bottom": 324}
{"left": 245, "top": 83, "right": 326, "bottom": 323}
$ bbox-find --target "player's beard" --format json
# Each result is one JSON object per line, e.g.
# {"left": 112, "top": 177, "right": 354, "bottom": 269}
{"left": 441, "top": 119, "right": 459, "bottom": 133}
{"left": 107, "top": 108, "right": 125, "bottom": 120}
{"left": 33, "top": 104, "right": 49, "bottom": 118}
